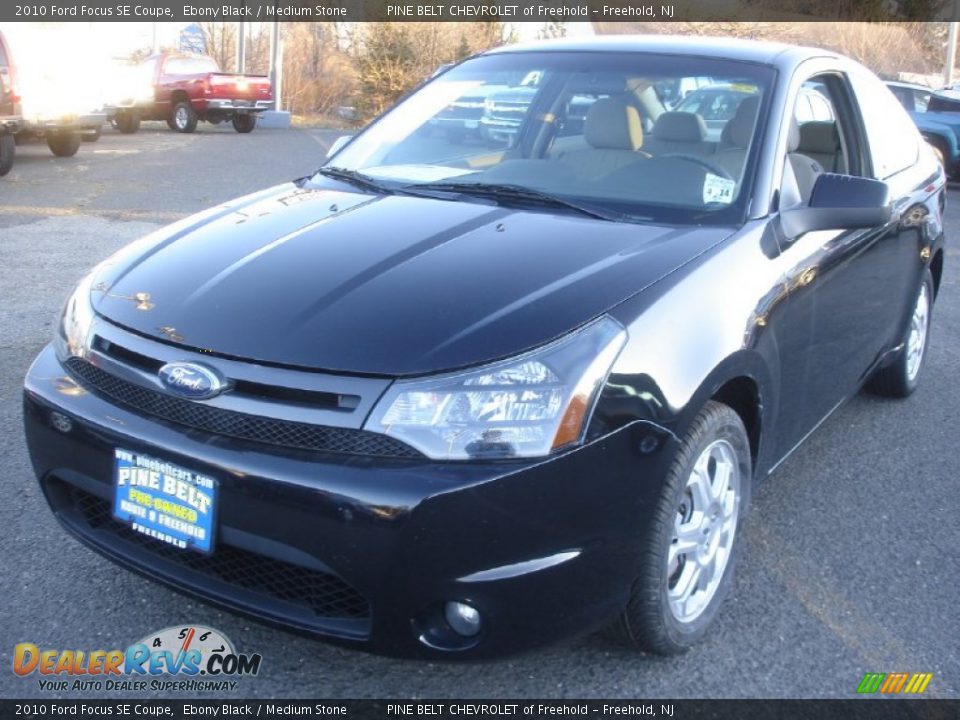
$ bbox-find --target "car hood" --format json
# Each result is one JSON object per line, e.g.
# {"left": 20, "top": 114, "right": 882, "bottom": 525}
{"left": 92, "top": 182, "right": 731, "bottom": 376}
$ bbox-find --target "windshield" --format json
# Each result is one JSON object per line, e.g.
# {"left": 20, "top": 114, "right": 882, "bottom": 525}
{"left": 323, "top": 51, "right": 775, "bottom": 225}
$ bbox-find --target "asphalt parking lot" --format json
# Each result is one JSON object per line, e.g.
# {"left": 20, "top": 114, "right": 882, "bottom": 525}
{"left": 1, "top": 123, "right": 957, "bottom": 700}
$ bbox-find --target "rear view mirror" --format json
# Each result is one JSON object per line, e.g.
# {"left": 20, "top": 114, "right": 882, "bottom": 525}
{"left": 326, "top": 135, "right": 353, "bottom": 159}
{"left": 780, "top": 173, "right": 893, "bottom": 237}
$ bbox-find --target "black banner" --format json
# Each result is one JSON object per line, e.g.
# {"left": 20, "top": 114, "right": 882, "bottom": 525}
{"left": 1, "top": 700, "right": 958, "bottom": 720}
{"left": 2, "top": 0, "right": 959, "bottom": 24}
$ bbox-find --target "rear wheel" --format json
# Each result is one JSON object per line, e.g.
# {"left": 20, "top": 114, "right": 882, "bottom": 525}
{"left": 114, "top": 111, "right": 140, "bottom": 134}
{"left": 0, "top": 133, "right": 14, "bottom": 176}
{"left": 170, "top": 101, "right": 198, "bottom": 133}
{"left": 868, "top": 269, "right": 934, "bottom": 398}
{"left": 610, "top": 401, "right": 751, "bottom": 654}
{"left": 232, "top": 113, "right": 256, "bottom": 133}
{"left": 46, "top": 130, "right": 81, "bottom": 157}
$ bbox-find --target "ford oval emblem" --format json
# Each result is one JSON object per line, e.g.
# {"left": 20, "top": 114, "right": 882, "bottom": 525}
{"left": 158, "top": 362, "right": 226, "bottom": 400}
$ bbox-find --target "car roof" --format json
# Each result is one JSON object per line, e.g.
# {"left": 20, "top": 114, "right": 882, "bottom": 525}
{"left": 484, "top": 35, "right": 840, "bottom": 71}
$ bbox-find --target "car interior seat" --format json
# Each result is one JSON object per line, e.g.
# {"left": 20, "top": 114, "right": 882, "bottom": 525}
{"left": 796, "top": 121, "right": 846, "bottom": 173}
{"left": 644, "top": 111, "right": 714, "bottom": 156}
{"left": 714, "top": 96, "right": 760, "bottom": 179}
{"left": 552, "top": 95, "right": 650, "bottom": 180}
{"left": 782, "top": 120, "right": 825, "bottom": 210}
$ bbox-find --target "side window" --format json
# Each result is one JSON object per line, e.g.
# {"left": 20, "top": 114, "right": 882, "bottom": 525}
{"left": 806, "top": 91, "right": 835, "bottom": 122}
{"left": 915, "top": 91, "right": 931, "bottom": 113}
{"left": 793, "top": 80, "right": 848, "bottom": 174}
{"left": 889, "top": 86, "right": 914, "bottom": 113}
{"left": 783, "top": 75, "right": 864, "bottom": 207}
{"left": 849, "top": 68, "right": 920, "bottom": 179}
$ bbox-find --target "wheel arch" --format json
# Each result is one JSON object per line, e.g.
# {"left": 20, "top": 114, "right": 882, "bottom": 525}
{"left": 677, "top": 351, "right": 777, "bottom": 476}
{"left": 710, "top": 376, "right": 762, "bottom": 471}
{"left": 931, "top": 248, "right": 944, "bottom": 299}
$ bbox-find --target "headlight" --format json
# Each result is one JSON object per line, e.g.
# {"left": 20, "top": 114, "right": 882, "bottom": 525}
{"left": 55, "top": 273, "right": 97, "bottom": 360}
{"left": 366, "top": 316, "right": 626, "bottom": 460}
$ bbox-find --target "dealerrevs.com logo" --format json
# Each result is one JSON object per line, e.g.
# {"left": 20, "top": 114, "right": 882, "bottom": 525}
{"left": 13, "top": 625, "right": 262, "bottom": 693}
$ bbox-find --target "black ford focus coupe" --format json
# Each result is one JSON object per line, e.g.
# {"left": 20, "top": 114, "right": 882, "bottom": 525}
{"left": 24, "top": 37, "right": 944, "bottom": 659}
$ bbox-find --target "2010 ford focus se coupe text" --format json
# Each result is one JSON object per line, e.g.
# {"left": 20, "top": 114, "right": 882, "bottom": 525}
{"left": 24, "top": 37, "right": 945, "bottom": 659}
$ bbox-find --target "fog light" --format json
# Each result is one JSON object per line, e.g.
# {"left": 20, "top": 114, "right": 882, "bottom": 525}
{"left": 50, "top": 411, "right": 73, "bottom": 434}
{"left": 444, "top": 601, "right": 481, "bottom": 637}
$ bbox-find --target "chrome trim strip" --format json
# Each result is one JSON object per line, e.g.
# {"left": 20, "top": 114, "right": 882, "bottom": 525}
{"left": 77, "top": 318, "right": 391, "bottom": 430}
{"left": 458, "top": 550, "right": 581, "bottom": 583}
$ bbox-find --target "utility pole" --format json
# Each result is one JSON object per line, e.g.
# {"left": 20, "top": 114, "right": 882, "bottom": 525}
{"left": 947, "top": 22, "right": 958, "bottom": 87}
{"left": 269, "top": 20, "right": 282, "bottom": 111}
{"left": 236, "top": 22, "right": 246, "bottom": 73}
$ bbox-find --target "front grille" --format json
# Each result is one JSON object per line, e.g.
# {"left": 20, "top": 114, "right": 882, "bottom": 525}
{"left": 70, "top": 486, "right": 371, "bottom": 621}
{"left": 64, "top": 357, "right": 421, "bottom": 459}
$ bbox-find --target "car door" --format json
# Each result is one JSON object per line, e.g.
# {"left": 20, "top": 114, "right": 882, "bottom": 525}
{"left": 770, "top": 69, "right": 922, "bottom": 461}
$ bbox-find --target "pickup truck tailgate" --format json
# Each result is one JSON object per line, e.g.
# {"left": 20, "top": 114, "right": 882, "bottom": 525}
{"left": 208, "top": 73, "right": 272, "bottom": 101}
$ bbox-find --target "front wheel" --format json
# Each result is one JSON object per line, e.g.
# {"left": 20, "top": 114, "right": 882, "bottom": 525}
{"left": 114, "top": 111, "right": 140, "bottom": 134}
{"left": 868, "top": 269, "right": 934, "bottom": 398}
{"left": 232, "top": 113, "right": 256, "bottom": 133}
{"left": 610, "top": 401, "right": 751, "bottom": 654}
{"left": 46, "top": 130, "right": 81, "bottom": 157}
{"left": 170, "top": 101, "right": 198, "bottom": 133}
{"left": 0, "top": 133, "right": 14, "bottom": 176}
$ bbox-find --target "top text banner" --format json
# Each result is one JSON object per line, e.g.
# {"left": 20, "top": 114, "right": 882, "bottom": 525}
{"left": 4, "top": 0, "right": 957, "bottom": 23}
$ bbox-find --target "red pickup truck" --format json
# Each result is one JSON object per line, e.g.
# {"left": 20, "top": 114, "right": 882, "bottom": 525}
{"left": 111, "top": 52, "right": 273, "bottom": 134}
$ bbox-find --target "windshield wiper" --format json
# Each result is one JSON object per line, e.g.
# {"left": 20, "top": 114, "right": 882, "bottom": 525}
{"left": 315, "top": 167, "right": 395, "bottom": 195}
{"left": 403, "top": 181, "right": 624, "bottom": 222}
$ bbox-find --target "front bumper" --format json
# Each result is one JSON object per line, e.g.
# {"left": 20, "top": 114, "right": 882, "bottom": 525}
{"left": 24, "top": 344, "right": 675, "bottom": 659}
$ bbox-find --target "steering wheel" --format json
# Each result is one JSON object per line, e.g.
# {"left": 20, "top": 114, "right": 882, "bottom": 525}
{"left": 657, "top": 153, "right": 734, "bottom": 181}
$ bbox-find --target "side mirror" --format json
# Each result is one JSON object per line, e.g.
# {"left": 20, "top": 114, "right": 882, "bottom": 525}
{"left": 780, "top": 173, "right": 893, "bottom": 237}
{"left": 326, "top": 135, "right": 353, "bottom": 159}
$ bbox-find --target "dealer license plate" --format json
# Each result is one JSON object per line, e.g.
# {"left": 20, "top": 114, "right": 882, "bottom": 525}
{"left": 112, "top": 448, "right": 217, "bottom": 554}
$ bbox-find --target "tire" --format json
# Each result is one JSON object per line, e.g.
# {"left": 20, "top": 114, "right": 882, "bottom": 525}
{"left": 868, "top": 269, "right": 934, "bottom": 398}
{"left": 114, "top": 112, "right": 140, "bottom": 134}
{"left": 610, "top": 401, "right": 751, "bottom": 655}
{"left": 81, "top": 128, "right": 101, "bottom": 143}
{"left": 46, "top": 130, "right": 81, "bottom": 157}
{"left": 231, "top": 113, "right": 256, "bottom": 133}
{"left": 0, "top": 133, "right": 14, "bottom": 176}
{"left": 170, "top": 101, "right": 198, "bottom": 133}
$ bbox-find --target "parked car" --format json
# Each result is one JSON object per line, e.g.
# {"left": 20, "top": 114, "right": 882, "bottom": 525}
{"left": 0, "top": 31, "right": 101, "bottom": 159}
{"left": 428, "top": 83, "right": 508, "bottom": 142}
{"left": 0, "top": 30, "right": 22, "bottom": 176}
{"left": 102, "top": 60, "right": 157, "bottom": 135}
{"left": 479, "top": 80, "right": 597, "bottom": 146}
{"left": 675, "top": 83, "right": 758, "bottom": 141}
{"left": 115, "top": 52, "right": 273, "bottom": 134}
{"left": 25, "top": 36, "right": 944, "bottom": 660}
{"left": 887, "top": 80, "right": 960, "bottom": 177}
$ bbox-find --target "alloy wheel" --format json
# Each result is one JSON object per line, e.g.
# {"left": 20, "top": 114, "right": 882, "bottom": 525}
{"left": 906, "top": 281, "right": 930, "bottom": 383}
{"left": 667, "top": 439, "right": 741, "bottom": 623}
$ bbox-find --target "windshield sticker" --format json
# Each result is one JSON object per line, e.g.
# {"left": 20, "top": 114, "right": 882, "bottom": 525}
{"left": 730, "top": 83, "right": 759, "bottom": 94}
{"left": 703, "top": 174, "right": 736, "bottom": 205}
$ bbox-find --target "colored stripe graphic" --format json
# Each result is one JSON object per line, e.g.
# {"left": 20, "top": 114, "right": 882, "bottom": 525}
{"left": 904, "top": 673, "right": 933, "bottom": 694}
{"left": 857, "top": 672, "right": 932, "bottom": 694}
{"left": 857, "top": 673, "right": 885, "bottom": 693}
